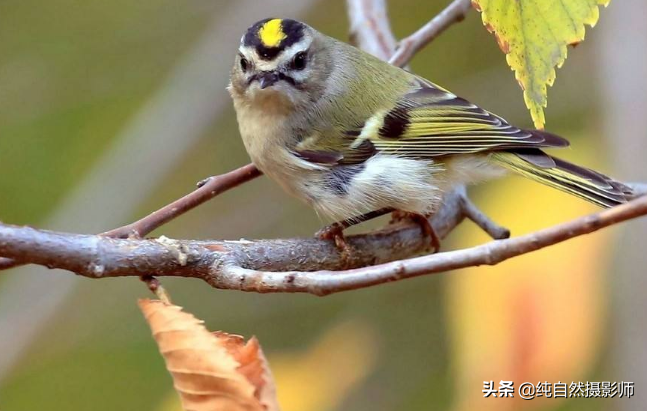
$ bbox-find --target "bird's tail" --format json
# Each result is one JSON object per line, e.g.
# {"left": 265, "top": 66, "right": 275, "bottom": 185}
{"left": 491, "top": 150, "right": 634, "bottom": 208}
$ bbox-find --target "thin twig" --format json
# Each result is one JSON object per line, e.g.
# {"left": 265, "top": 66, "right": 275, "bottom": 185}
{"left": 141, "top": 275, "right": 172, "bottom": 304}
{"left": 103, "top": 163, "right": 261, "bottom": 238}
{"left": 461, "top": 194, "right": 510, "bottom": 240}
{"left": 389, "top": 0, "right": 473, "bottom": 67}
{"left": 347, "top": 0, "right": 398, "bottom": 61}
{"left": 0, "top": 196, "right": 645, "bottom": 296}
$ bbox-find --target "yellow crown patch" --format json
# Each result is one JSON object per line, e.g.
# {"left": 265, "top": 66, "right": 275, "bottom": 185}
{"left": 258, "top": 19, "right": 286, "bottom": 48}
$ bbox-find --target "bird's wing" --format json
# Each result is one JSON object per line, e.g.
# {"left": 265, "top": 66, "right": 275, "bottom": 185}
{"left": 348, "top": 79, "right": 569, "bottom": 157}
{"left": 294, "top": 79, "right": 568, "bottom": 166}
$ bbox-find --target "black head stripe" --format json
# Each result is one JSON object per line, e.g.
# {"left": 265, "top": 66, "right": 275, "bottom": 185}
{"left": 243, "top": 18, "right": 305, "bottom": 60}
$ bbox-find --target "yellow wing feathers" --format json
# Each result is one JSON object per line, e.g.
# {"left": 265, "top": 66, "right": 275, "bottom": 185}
{"left": 492, "top": 152, "right": 632, "bottom": 208}
{"left": 347, "top": 83, "right": 568, "bottom": 156}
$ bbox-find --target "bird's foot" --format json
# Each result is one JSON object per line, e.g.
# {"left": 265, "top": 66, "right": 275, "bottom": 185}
{"left": 315, "top": 222, "right": 352, "bottom": 261}
{"left": 390, "top": 211, "right": 440, "bottom": 253}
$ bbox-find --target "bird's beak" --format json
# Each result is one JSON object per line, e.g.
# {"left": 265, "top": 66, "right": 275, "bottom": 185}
{"left": 258, "top": 72, "right": 280, "bottom": 89}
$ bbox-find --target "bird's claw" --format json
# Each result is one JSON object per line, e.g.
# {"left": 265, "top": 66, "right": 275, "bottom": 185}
{"left": 390, "top": 211, "right": 440, "bottom": 253}
{"left": 315, "top": 223, "right": 352, "bottom": 261}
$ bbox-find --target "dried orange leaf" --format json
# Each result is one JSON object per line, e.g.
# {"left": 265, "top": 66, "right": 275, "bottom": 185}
{"left": 139, "top": 299, "right": 280, "bottom": 411}
{"left": 214, "top": 332, "right": 279, "bottom": 411}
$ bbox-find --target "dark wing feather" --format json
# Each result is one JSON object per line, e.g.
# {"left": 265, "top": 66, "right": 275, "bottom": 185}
{"left": 294, "top": 139, "right": 376, "bottom": 166}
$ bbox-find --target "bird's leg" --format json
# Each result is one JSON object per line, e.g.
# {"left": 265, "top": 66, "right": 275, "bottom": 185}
{"left": 316, "top": 208, "right": 395, "bottom": 257}
{"left": 390, "top": 211, "right": 441, "bottom": 253}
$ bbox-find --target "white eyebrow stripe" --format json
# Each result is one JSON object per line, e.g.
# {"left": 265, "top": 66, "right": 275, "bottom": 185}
{"left": 240, "top": 36, "right": 313, "bottom": 72}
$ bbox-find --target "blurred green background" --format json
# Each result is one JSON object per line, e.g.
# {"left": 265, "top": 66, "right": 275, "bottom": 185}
{"left": 1, "top": 1, "right": 645, "bottom": 410}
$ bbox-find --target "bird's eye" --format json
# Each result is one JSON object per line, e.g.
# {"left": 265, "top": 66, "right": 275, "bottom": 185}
{"left": 240, "top": 56, "right": 249, "bottom": 72}
{"left": 292, "top": 51, "right": 307, "bottom": 70}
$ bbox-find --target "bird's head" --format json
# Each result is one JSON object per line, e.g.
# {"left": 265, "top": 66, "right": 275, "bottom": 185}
{"left": 229, "top": 18, "right": 334, "bottom": 110}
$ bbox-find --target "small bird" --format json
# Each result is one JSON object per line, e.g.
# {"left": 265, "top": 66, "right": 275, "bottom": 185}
{"left": 229, "top": 18, "right": 632, "bottom": 247}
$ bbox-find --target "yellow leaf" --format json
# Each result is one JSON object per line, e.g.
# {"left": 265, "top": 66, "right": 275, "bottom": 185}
{"left": 473, "top": 0, "right": 610, "bottom": 129}
{"left": 139, "top": 299, "right": 280, "bottom": 411}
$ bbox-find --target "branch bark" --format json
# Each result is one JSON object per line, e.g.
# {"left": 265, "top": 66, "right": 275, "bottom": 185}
{"left": 1, "top": 195, "right": 645, "bottom": 296}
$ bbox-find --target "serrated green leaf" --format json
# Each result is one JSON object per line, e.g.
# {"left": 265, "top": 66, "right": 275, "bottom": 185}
{"left": 473, "top": 0, "right": 610, "bottom": 129}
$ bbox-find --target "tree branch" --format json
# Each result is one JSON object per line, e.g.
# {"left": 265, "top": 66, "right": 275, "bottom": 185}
{"left": 0, "top": 189, "right": 465, "bottom": 277}
{"left": 0, "top": 164, "right": 262, "bottom": 271}
{"left": 1, "top": 195, "right": 645, "bottom": 296}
